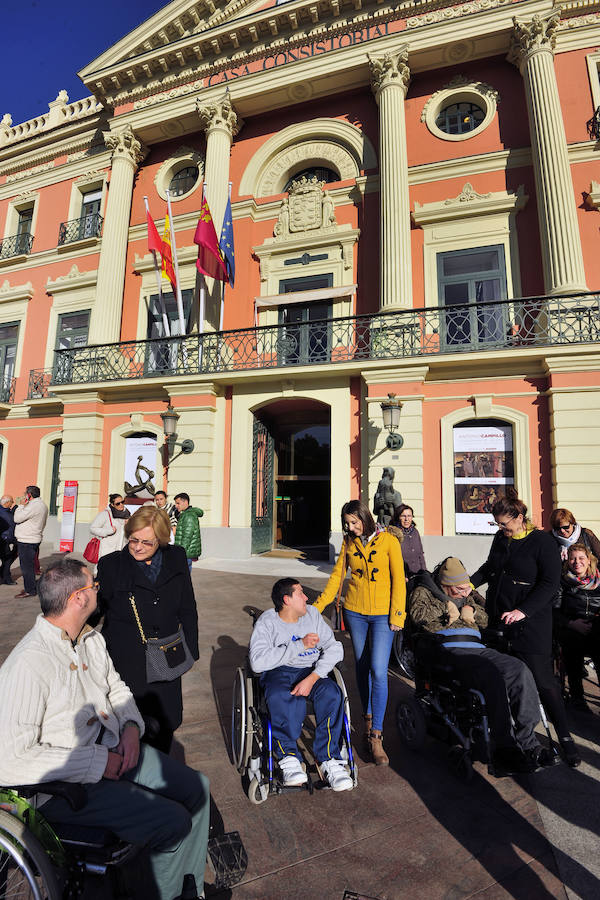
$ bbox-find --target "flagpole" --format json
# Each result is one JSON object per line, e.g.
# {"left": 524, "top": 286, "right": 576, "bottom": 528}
{"left": 166, "top": 189, "right": 187, "bottom": 337}
{"left": 219, "top": 182, "right": 232, "bottom": 333}
{"left": 198, "top": 183, "right": 207, "bottom": 370}
{"left": 144, "top": 196, "right": 170, "bottom": 337}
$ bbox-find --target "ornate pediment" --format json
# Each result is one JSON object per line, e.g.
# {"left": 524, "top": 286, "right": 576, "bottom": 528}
{"left": 274, "top": 177, "right": 337, "bottom": 238}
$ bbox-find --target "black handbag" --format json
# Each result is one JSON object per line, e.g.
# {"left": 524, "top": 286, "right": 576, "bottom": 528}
{"left": 130, "top": 594, "right": 194, "bottom": 683}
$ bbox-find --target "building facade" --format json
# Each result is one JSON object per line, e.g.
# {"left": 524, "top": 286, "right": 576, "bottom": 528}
{"left": 0, "top": 0, "right": 599, "bottom": 564}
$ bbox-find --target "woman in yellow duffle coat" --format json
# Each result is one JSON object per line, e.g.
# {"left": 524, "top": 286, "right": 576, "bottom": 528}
{"left": 313, "top": 500, "right": 406, "bottom": 765}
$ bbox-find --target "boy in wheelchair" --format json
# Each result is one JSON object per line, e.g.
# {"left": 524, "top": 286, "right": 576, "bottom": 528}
{"left": 249, "top": 578, "right": 353, "bottom": 792}
{"left": 410, "top": 558, "right": 556, "bottom": 775}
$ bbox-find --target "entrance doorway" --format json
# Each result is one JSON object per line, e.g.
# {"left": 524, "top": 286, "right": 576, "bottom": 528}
{"left": 251, "top": 399, "right": 331, "bottom": 558}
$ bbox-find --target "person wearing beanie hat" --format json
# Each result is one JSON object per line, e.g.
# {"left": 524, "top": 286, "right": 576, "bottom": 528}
{"left": 409, "top": 558, "right": 557, "bottom": 776}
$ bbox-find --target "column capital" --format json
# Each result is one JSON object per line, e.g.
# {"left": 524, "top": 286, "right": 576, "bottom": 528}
{"left": 369, "top": 47, "right": 410, "bottom": 100}
{"left": 104, "top": 124, "right": 147, "bottom": 168}
{"left": 508, "top": 13, "right": 560, "bottom": 71}
{"left": 196, "top": 95, "right": 243, "bottom": 140}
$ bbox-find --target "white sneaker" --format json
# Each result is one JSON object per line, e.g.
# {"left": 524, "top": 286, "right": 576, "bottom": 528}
{"left": 278, "top": 755, "right": 308, "bottom": 786}
{"left": 320, "top": 758, "right": 353, "bottom": 792}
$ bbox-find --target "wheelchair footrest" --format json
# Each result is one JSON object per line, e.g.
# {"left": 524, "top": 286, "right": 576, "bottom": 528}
{"left": 207, "top": 831, "right": 248, "bottom": 889}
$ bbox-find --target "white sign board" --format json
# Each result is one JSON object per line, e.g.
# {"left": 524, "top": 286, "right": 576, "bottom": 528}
{"left": 453, "top": 424, "right": 514, "bottom": 535}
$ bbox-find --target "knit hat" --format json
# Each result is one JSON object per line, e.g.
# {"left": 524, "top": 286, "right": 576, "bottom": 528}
{"left": 438, "top": 557, "right": 470, "bottom": 586}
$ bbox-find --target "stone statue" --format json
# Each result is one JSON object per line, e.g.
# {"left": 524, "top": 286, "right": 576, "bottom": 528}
{"left": 274, "top": 197, "right": 290, "bottom": 237}
{"left": 322, "top": 190, "right": 335, "bottom": 227}
{"left": 373, "top": 466, "right": 402, "bottom": 526}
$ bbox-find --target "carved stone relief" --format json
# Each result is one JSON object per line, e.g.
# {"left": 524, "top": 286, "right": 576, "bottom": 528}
{"left": 273, "top": 177, "right": 338, "bottom": 239}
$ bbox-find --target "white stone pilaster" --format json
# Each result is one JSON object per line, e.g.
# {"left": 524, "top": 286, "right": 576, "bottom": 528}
{"left": 369, "top": 48, "right": 412, "bottom": 310}
{"left": 509, "top": 14, "right": 587, "bottom": 294}
{"left": 95, "top": 126, "right": 147, "bottom": 342}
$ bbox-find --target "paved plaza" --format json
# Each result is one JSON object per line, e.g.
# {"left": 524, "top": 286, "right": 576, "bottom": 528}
{"left": 1, "top": 549, "right": 600, "bottom": 899}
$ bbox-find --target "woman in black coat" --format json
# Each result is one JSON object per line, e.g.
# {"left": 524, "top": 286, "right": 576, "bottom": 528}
{"left": 471, "top": 489, "right": 580, "bottom": 767}
{"left": 97, "top": 505, "right": 199, "bottom": 754}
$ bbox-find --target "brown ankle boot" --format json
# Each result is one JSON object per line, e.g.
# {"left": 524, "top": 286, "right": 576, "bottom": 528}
{"left": 369, "top": 729, "right": 389, "bottom": 766}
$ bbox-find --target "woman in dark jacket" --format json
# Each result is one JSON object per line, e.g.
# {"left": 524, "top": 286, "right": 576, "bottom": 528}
{"left": 97, "top": 505, "right": 199, "bottom": 754}
{"left": 555, "top": 542, "right": 600, "bottom": 712}
{"left": 389, "top": 504, "right": 426, "bottom": 578}
{"left": 471, "top": 489, "right": 580, "bottom": 766}
{"left": 550, "top": 507, "right": 600, "bottom": 562}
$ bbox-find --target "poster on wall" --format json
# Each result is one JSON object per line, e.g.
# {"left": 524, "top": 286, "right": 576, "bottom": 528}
{"left": 59, "top": 480, "right": 78, "bottom": 552}
{"left": 124, "top": 435, "right": 158, "bottom": 513}
{"left": 454, "top": 424, "right": 514, "bottom": 534}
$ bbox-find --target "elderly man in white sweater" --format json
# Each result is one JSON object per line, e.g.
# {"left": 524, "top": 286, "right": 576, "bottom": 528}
{"left": 14, "top": 484, "right": 48, "bottom": 599}
{"left": 0, "top": 557, "right": 210, "bottom": 900}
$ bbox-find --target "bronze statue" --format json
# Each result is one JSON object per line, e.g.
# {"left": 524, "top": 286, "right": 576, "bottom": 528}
{"left": 373, "top": 467, "right": 402, "bottom": 526}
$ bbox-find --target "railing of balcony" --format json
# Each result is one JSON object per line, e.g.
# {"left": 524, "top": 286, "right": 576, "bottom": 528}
{"left": 57, "top": 212, "right": 103, "bottom": 246}
{"left": 0, "top": 376, "right": 16, "bottom": 404}
{"left": 27, "top": 292, "right": 600, "bottom": 398}
{"left": 0, "top": 233, "right": 34, "bottom": 259}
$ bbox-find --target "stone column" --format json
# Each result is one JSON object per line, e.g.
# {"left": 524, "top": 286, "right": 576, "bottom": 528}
{"left": 95, "top": 125, "right": 147, "bottom": 342}
{"left": 509, "top": 14, "right": 587, "bottom": 294}
{"left": 369, "top": 48, "right": 412, "bottom": 310}
{"left": 196, "top": 95, "right": 242, "bottom": 234}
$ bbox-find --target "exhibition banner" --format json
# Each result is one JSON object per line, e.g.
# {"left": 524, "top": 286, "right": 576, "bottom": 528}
{"left": 59, "top": 480, "right": 78, "bottom": 552}
{"left": 453, "top": 424, "right": 514, "bottom": 534}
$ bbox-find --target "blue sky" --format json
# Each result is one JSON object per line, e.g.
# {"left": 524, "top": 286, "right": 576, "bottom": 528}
{"left": 3, "top": 0, "right": 169, "bottom": 125}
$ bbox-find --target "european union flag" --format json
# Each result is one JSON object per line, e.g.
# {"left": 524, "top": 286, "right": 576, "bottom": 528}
{"left": 219, "top": 195, "right": 235, "bottom": 287}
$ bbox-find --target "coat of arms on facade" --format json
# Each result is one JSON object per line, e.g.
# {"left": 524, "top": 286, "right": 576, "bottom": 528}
{"left": 274, "top": 176, "right": 336, "bottom": 238}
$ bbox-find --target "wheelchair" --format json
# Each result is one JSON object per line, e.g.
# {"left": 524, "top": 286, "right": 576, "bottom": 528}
{"left": 231, "top": 609, "right": 357, "bottom": 804}
{"left": 395, "top": 636, "right": 493, "bottom": 782}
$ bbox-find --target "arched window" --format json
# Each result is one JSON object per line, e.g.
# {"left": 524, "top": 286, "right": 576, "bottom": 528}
{"left": 453, "top": 418, "right": 514, "bottom": 535}
{"left": 284, "top": 167, "right": 338, "bottom": 192}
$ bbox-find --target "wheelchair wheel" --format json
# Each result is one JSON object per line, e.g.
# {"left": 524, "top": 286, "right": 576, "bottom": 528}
{"left": 392, "top": 631, "right": 415, "bottom": 681}
{"left": 0, "top": 810, "right": 61, "bottom": 900}
{"left": 247, "top": 778, "right": 269, "bottom": 806}
{"left": 396, "top": 698, "right": 427, "bottom": 750}
{"left": 448, "top": 745, "right": 473, "bottom": 783}
{"left": 231, "top": 667, "right": 253, "bottom": 773}
{"left": 331, "top": 668, "right": 358, "bottom": 787}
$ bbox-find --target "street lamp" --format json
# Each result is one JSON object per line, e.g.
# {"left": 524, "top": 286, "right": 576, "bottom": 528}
{"left": 380, "top": 393, "right": 404, "bottom": 450}
{"left": 160, "top": 405, "right": 195, "bottom": 463}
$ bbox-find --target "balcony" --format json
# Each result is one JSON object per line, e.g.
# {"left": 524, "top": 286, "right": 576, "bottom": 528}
{"left": 27, "top": 292, "right": 600, "bottom": 398}
{"left": 0, "top": 376, "right": 16, "bottom": 404}
{"left": 0, "top": 232, "right": 33, "bottom": 260}
{"left": 57, "top": 212, "right": 103, "bottom": 246}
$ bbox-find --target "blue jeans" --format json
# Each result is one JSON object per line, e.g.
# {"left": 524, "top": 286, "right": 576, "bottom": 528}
{"left": 343, "top": 609, "right": 394, "bottom": 732}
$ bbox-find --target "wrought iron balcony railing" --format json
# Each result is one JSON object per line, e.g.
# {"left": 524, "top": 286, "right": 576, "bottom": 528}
{"left": 27, "top": 291, "right": 600, "bottom": 398}
{"left": 0, "top": 232, "right": 33, "bottom": 259}
{"left": 57, "top": 212, "right": 103, "bottom": 246}
{"left": 0, "top": 376, "right": 16, "bottom": 404}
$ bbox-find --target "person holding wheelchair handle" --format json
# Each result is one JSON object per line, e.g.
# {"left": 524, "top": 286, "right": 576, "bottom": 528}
{"left": 555, "top": 542, "right": 600, "bottom": 713}
{"left": 471, "top": 488, "right": 581, "bottom": 767}
{"left": 410, "top": 558, "right": 555, "bottom": 774}
{"left": 249, "top": 578, "right": 353, "bottom": 791}
{"left": 313, "top": 500, "right": 406, "bottom": 766}
{"left": 0, "top": 557, "right": 210, "bottom": 900}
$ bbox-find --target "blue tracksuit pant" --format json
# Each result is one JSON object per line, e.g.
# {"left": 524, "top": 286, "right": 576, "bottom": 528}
{"left": 261, "top": 665, "right": 344, "bottom": 763}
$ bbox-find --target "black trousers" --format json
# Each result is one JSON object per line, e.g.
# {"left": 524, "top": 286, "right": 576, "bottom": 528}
{"left": 0, "top": 539, "right": 17, "bottom": 583}
{"left": 558, "top": 625, "right": 600, "bottom": 700}
{"left": 449, "top": 647, "right": 540, "bottom": 751}
{"left": 17, "top": 541, "right": 39, "bottom": 596}
{"left": 513, "top": 650, "right": 571, "bottom": 740}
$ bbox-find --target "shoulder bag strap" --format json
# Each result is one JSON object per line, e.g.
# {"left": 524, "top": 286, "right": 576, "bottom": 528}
{"left": 129, "top": 594, "right": 147, "bottom": 645}
{"left": 335, "top": 549, "right": 348, "bottom": 616}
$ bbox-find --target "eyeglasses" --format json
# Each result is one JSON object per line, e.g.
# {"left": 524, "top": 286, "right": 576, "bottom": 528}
{"left": 113, "top": 501, "right": 125, "bottom": 507}
{"left": 128, "top": 538, "right": 158, "bottom": 548}
{"left": 494, "top": 519, "right": 515, "bottom": 530}
{"left": 557, "top": 524, "right": 573, "bottom": 532}
{"left": 66, "top": 581, "right": 98, "bottom": 604}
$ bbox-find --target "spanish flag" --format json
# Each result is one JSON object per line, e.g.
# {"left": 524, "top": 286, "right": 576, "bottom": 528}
{"left": 161, "top": 214, "right": 177, "bottom": 295}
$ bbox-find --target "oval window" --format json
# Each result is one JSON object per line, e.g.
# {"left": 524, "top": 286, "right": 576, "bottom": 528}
{"left": 435, "top": 102, "right": 485, "bottom": 136}
{"left": 168, "top": 166, "right": 199, "bottom": 197}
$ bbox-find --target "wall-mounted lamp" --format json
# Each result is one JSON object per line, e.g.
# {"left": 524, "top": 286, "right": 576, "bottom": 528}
{"left": 380, "top": 393, "right": 404, "bottom": 450}
{"left": 160, "top": 405, "right": 195, "bottom": 463}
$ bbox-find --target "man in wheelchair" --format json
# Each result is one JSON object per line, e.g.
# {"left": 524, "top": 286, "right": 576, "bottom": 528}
{"left": 0, "top": 557, "right": 210, "bottom": 900}
{"left": 249, "top": 578, "right": 353, "bottom": 792}
{"left": 410, "top": 558, "right": 556, "bottom": 775}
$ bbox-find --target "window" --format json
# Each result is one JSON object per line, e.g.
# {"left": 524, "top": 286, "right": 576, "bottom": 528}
{"left": 284, "top": 168, "right": 338, "bottom": 192}
{"left": 0, "top": 323, "right": 18, "bottom": 388}
{"left": 437, "top": 246, "right": 507, "bottom": 349}
{"left": 435, "top": 102, "right": 485, "bottom": 136}
{"left": 278, "top": 274, "right": 333, "bottom": 365}
{"left": 56, "top": 311, "right": 90, "bottom": 350}
{"left": 168, "top": 166, "right": 199, "bottom": 197}
{"left": 146, "top": 289, "right": 194, "bottom": 373}
{"left": 16, "top": 208, "right": 33, "bottom": 254}
{"left": 79, "top": 190, "right": 102, "bottom": 239}
{"left": 49, "top": 441, "right": 62, "bottom": 516}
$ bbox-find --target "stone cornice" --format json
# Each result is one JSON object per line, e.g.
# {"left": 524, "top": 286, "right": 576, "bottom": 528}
{"left": 412, "top": 183, "right": 528, "bottom": 224}
{"left": 0, "top": 278, "right": 34, "bottom": 304}
{"left": 46, "top": 264, "right": 98, "bottom": 294}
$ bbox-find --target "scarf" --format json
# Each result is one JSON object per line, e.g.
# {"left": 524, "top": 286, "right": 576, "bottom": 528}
{"left": 563, "top": 564, "right": 600, "bottom": 592}
{"left": 509, "top": 522, "right": 535, "bottom": 541}
{"left": 359, "top": 524, "right": 384, "bottom": 547}
{"left": 400, "top": 523, "right": 416, "bottom": 536}
{"left": 134, "top": 547, "right": 163, "bottom": 584}
{"left": 552, "top": 522, "right": 581, "bottom": 560}
{"left": 110, "top": 503, "right": 130, "bottom": 520}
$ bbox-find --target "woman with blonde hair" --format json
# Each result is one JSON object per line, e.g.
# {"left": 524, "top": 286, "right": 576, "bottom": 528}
{"left": 97, "top": 505, "right": 198, "bottom": 753}
{"left": 556, "top": 542, "right": 600, "bottom": 712}
{"left": 313, "top": 500, "right": 406, "bottom": 766}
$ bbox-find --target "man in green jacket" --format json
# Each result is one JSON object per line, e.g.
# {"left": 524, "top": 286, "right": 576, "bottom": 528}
{"left": 174, "top": 493, "right": 204, "bottom": 572}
